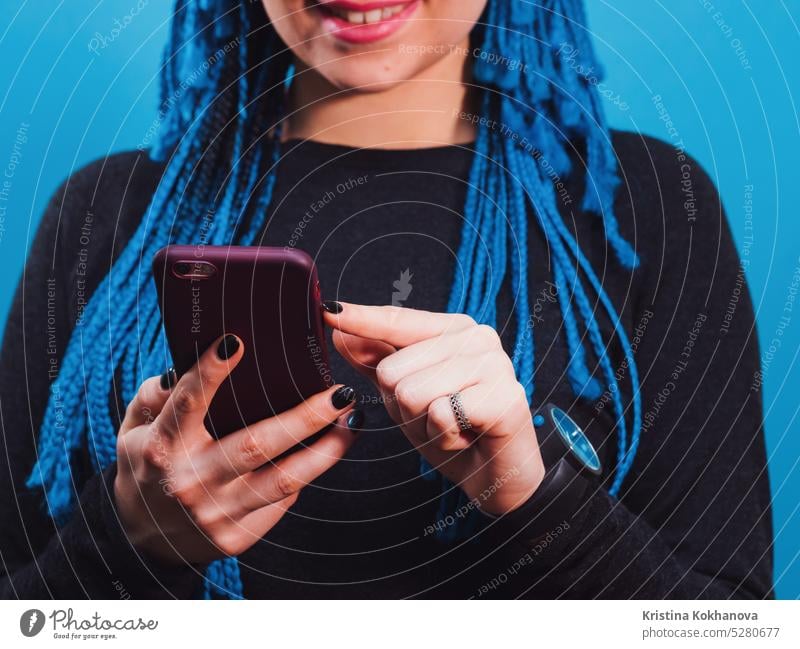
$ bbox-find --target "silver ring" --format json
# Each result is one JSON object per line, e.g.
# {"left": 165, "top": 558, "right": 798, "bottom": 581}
{"left": 449, "top": 391, "right": 472, "bottom": 432}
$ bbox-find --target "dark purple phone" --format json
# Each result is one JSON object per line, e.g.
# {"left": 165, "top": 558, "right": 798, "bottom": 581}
{"left": 152, "top": 245, "right": 332, "bottom": 439}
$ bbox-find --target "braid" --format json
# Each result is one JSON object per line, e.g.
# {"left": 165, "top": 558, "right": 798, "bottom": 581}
{"left": 28, "top": 0, "right": 291, "bottom": 599}
{"left": 29, "top": 0, "right": 642, "bottom": 596}
{"left": 430, "top": 0, "right": 642, "bottom": 537}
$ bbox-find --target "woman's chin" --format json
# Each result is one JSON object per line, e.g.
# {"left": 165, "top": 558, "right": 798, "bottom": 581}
{"left": 310, "top": 60, "right": 417, "bottom": 93}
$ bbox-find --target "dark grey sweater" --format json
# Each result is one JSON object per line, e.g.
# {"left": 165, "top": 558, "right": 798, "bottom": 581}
{"left": 0, "top": 132, "right": 774, "bottom": 599}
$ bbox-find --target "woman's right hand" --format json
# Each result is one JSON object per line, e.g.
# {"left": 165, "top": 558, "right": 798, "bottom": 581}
{"left": 113, "top": 334, "right": 360, "bottom": 565}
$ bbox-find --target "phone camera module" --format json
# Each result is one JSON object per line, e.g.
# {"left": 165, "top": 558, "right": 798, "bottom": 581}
{"left": 173, "top": 260, "right": 216, "bottom": 279}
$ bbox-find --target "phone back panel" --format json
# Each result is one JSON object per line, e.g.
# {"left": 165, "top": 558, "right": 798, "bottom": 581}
{"left": 152, "top": 245, "right": 331, "bottom": 438}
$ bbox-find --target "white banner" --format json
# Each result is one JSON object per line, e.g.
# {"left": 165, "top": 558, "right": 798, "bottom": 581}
{"left": 1, "top": 600, "right": 798, "bottom": 647}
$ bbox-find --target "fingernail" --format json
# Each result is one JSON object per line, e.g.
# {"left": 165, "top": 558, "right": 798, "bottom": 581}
{"left": 331, "top": 385, "right": 357, "bottom": 409}
{"left": 160, "top": 367, "right": 177, "bottom": 391}
{"left": 322, "top": 300, "right": 343, "bottom": 314}
{"left": 346, "top": 409, "right": 365, "bottom": 433}
{"left": 217, "top": 334, "right": 240, "bottom": 360}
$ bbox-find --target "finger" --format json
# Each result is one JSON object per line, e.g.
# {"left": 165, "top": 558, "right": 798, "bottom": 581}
{"left": 323, "top": 302, "right": 474, "bottom": 349}
{"left": 331, "top": 330, "right": 401, "bottom": 421}
{"left": 392, "top": 352, "right": 512, "bottom": 444}
{"left": 229, "top": 409, "right": 362, "bottom": 514}
{"left": 155, "top": 334, "right": 244, "bottom": 440}
{"left": 190, "top": 493, "right": 301, "bottom": 561}
{"left": 208, "top": 383, "right": 358, "bottom": 482}
{"left": 394, "top": 352, "right": 512, "bottom": 420}
{"left": 426, "top": 382, "right": 527, "bottom": 451}
{"left": 332, "top": 329, "right": 396, "bottom": 383}
{"left": 120, "top": 372, "right": 175, "bottom": 435}
{"left": 230, "top": 494, "right": 300, "bottom": 551}
{"left": 374, "top": 324, "right": 501, "bottom": 393}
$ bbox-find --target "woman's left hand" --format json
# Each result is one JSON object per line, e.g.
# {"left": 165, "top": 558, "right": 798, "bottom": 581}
{"left": 324, "top": 303, "right": 546, "bottom": 515}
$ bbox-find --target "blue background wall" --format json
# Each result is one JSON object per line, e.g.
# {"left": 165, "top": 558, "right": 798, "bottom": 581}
{"left": 1, "top": 1, "right": 798, "bottom": 597}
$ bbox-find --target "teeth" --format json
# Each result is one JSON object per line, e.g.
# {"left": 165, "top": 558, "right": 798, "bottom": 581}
{"left": 347, "top": 10, "right": 365, "bottom": 23}
{"left": 329, "top": 3, "right": 407, "bottom": 24}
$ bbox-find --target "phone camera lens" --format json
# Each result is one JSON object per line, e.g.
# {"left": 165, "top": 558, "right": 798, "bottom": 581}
{"left": 174, "top": 262, "right": 191, "bottom": 276}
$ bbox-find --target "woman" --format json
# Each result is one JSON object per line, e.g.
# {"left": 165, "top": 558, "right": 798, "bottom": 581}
{"left": 0, "top": 0, "right": 773, "bottom": 599}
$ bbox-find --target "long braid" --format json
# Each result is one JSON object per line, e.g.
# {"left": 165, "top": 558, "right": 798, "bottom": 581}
{"left": 29, "top": 0, "right": 642, "bottom": 597}
{"left": 432, "top": 0, "right": 642, "bottom": 540}
{"left": 28, "top": 0, "right": 291, "bottom": 598}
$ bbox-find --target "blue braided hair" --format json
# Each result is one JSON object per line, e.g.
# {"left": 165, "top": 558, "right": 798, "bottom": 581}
{"left": 28, "top": 0, "right": 642, "bottom": 598}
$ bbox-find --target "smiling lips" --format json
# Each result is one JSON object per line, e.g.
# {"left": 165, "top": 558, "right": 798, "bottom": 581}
{"left": 313, "top": 0, "right": 420, "bottom": 44}
{"left": 326, "top": 2, "right": 407, "bottom": 23}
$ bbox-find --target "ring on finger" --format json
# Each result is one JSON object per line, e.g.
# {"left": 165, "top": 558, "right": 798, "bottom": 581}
{"left": 449, "top": 391, "right": 473, "bottom": 433}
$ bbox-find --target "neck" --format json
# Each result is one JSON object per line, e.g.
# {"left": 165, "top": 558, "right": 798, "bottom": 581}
{"left": 283, "top": 39, "right": 477, "bottom": 149}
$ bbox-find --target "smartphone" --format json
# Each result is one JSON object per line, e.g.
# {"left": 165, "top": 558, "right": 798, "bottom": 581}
{"left": 152, "top": 245, "right": 332, "bottom": 439}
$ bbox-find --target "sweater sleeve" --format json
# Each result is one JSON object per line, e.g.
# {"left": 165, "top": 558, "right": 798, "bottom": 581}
{"left": 476, "top": 137, "right": 774, "bottom": 600}
{"left": 0, "top": 160, "right": 203, "bottom": 598}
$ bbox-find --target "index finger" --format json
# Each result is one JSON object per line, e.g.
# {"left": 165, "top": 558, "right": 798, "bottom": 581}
{"left": 323, "top": 302, "right": 474, "bottom": 349}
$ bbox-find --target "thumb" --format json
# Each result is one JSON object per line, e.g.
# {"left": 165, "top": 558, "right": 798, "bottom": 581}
{"left": 332, "top": 330, "right": 396, "bottom": 385}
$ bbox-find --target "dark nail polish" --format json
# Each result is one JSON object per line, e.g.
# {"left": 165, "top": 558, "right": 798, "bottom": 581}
{"left": 322, "top": 300, "right": 343, "bottom": 314}
{"left": 217, "top": 334, "right": 240, "bottom": 360}
{"left": 160, "top": 367, "right": 177, "bottom": 391}
{"left": 331, "top": 385, "right": 356, "bottom": 409}
{"left": 346, "top": 409, "right": 365, "bottom": 433}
